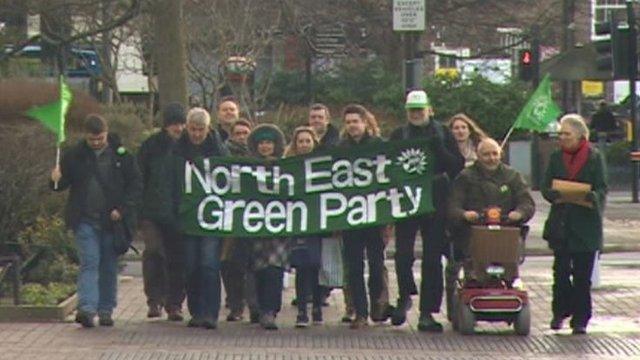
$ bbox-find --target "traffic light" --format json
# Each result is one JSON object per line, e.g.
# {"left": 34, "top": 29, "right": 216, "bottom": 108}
{"left": 594, "top": 22, "right": 614, "bottom": 72}
{"left": 614, "top": 23, "right": 631, "bottom": 79}
{"left": 518, "top": 49, "right": 534, "bottom": 81}
{"left": 594, "top": 21, "right": 630, "bottom": 79}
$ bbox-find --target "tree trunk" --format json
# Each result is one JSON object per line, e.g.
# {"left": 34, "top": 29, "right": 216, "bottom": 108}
{"left": 152, "top": 0, "right": 188, "bottom": 109}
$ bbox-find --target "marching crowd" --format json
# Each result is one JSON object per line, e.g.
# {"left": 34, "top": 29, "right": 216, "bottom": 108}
{"left": 50, "top": 90, "right": 607, "bottom": 335}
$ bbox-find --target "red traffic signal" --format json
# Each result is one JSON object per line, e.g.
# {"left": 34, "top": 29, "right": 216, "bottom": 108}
{"left": 520, "top": 50, "right": 532, "bottom": 65}
{"left": 518, "top": 49, "right": 534, "bottom": 81}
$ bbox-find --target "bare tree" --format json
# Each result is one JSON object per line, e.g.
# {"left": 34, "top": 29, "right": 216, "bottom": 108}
{"left": 184, "top": 0, "right": 283, "bottom": 117}
{"left": 151, "top": 0, "right": 188, "bottom": 108}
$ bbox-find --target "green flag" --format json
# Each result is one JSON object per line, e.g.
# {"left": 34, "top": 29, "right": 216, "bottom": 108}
{"left": 513, "top": 74, "right": 561, "bottom": 132}
{"left": 26, "top": 75, "right": 73, "bottom": 143}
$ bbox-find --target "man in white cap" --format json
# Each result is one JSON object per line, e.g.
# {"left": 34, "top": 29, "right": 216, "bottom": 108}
{"left": 389, "top": 90, "right": 464, "bottom": 332}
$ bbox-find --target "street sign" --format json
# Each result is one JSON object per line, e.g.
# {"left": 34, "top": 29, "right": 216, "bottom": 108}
{"left": 312, "top": 24, "right": 346, "bottom": 56}
{"left": 393, "top": 0, "right": 426, "bottom": 32}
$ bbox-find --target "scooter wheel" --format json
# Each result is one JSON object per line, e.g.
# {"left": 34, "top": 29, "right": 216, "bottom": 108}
{"left": 514, "top": 304, "right": 531, "bottom": 336}
{"left": 458, "top": 304, "right": 475, "bottom": 335}
{"left": 451, "top": 293, "right": 459, "bottom": 331}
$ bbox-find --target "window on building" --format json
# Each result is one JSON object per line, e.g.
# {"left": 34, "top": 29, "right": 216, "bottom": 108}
{"left": 438, "top": 55, "right": 457, "bottom": 69}
{"left": 592, "top": 0, "right": 627, "bottom": 40}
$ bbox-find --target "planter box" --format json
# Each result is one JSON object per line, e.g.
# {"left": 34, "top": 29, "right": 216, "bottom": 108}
{"left": 0, "top": 293, "right": 77, "bottom": 322}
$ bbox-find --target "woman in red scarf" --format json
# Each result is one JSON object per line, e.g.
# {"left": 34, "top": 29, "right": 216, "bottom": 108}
{"left": 541, "top": 114, "right": 608, "bottom": 335}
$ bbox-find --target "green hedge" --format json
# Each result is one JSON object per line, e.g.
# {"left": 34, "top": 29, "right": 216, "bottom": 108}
{"left": 262, "top": 60, "right": 530, "bottom": 139}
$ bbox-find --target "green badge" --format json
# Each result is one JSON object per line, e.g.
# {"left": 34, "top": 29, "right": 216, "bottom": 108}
{"left": 500, "top": 184, "right": 509, "bottom": 193}
{"left": 117, "top": 146, "right": 127, "bottom": 155}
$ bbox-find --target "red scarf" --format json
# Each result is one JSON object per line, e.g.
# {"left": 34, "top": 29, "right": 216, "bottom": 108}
{"left": 562, "top": 138, "right": 590, "bottom": 180}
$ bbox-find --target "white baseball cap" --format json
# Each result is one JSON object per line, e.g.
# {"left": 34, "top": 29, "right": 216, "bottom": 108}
{"left": 405, "top": 90, "right": 431, "bottom": 109}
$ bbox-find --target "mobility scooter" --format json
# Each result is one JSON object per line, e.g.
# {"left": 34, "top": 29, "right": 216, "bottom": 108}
{"left": 451, "top": 207, "right": 530, "bottom": 336}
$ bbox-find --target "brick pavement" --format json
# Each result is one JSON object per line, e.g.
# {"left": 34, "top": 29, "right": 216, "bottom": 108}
{"left": 0, "top": 253, "right": 639, "bottom": 360}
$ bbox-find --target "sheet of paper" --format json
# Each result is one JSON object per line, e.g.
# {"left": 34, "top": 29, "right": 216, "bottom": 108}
{"left": 552, "top": 179, "right": 593, "bottom": 208}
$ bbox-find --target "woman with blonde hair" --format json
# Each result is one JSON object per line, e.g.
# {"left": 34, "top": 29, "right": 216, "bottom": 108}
{"left": 285, "top": 126, "right": 325, "bottom": 327}
{"left": 447, "top": 113, "right": 488, "bottom": 167}
{"left": 284, "top": 126, "right": 319, "bottom": 157}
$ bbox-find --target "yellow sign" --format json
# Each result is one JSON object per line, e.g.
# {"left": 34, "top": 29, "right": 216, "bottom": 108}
{"left": 581, "top": 81, "right": 604, "bottom": 97}
{"left": 435, "top": 68, "right": 459, "bottom": 79}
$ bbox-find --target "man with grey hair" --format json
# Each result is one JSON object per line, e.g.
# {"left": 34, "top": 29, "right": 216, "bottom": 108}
{"left": 172, "top": 107, "right": 229, "bottom": 329}
{"left": 389, "top": 90, "right": 464, "bottom": 332}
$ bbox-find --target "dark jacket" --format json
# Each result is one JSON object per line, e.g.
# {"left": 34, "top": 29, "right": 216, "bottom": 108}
{"left": 174, "top": 130, "right": 229, "bottom": 161}
{"left": 138, "top": 129, "right": 178, "bottom": 223}
{"left": 448, "top": 162, "right": 535, "bottom": 251}
{"left": 390, "top": 120, "right": 465, "bottom": 215}
{"left": 541, "top": 147, "right": 608, "bottom": 252}
{"left": 226, "top": 139, "right": 250, "bottom": 157}
{"left": 337, "top": 132, "right": 384, "bottom": 148}
{"left": 590, "top": 109, "right": 617, "bottom": 133}
{"left": 51, "top": 134, "right": 142, "bottom": 232}
{"left": 216, "top": 124, "right": 230, "bottom": 142}
{"left": 316, "top": 123, "right": 340, "bottom": 152}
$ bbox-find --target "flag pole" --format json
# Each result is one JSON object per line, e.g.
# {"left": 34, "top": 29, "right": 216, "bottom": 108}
{"left": 54, "top": 145, "right": 61, "bottom": 190}
{"left": 500, "top": 124, "right": 517, "bottom": 149}
{"left": 54, "top": 75, "right": 63, "bottom": 190}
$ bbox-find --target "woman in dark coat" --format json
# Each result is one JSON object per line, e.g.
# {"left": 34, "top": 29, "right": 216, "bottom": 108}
{"left": 246, "top": 123, "right": 289, "bottom": 330}
{"left": 541, "top": 114, "right": 608, "bottom": 335}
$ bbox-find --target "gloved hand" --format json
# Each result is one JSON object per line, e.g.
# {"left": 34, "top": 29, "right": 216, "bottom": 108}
{"left": 546, "top": 189, "right": 561, "bottom": 201}
{"left": 585, "top": 191, "right": 597, "bottom": 203}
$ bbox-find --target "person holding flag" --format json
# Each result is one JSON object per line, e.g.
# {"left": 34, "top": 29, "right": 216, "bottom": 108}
{"left": 49, "top": 113, "right": 142, "bottom": 328}
{"left": 33, "top": 77, "right": 141, "bottom": 327}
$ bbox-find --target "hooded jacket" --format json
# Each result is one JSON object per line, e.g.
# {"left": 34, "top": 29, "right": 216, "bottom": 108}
{"left": 247, "top": 123, "right": 286, "bottom": 159}
{"left": 246, "top": 123, "right": 288, "bottom": 270}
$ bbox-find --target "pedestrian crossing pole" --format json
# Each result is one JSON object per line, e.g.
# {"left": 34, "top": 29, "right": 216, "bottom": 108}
{"left": 626, "top": 0, "right": 640, "bottom": 203}
{"left": 530, "top": 26, "right": 542, "bottom": 190}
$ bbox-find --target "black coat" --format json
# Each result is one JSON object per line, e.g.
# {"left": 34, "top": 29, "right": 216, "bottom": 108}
{"left": 389, "top": 120, "right": 464, "bottom": 215}
{"left": 138, "top": 130, "right": 178, "bottom": 223}
{"left": 316, "top": 124, "right": 340, "bottom": 152}
{"left": 51, "top": 134, "right": 142, "bottom": 232}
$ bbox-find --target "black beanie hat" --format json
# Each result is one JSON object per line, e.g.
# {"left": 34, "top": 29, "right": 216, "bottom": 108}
{"left": 162, "top": 102, "right": 186, "bottom": 126}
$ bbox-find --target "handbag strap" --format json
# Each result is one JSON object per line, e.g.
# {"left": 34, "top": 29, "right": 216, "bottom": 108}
{"left": 91, "top": 150, "right": 118, "bottom": 213}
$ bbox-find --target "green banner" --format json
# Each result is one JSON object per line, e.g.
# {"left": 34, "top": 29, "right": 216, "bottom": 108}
{"left": 179, "top": 139, "right": 435, "bottom": 237}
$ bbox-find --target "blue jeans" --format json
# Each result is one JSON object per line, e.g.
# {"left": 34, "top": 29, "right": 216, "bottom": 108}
{"left": 75, "top": 222, "right": 118, "bottom": 316}
{"left": 184, "top": 236, "right": 222, "bottom": 321}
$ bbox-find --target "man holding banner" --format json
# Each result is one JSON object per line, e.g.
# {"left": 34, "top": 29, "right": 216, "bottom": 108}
{"left": 338, "top": 104, "right": 387, "bottom": 329}
{"left": 173, "top": 108, "right": 229, "bottom": 329}
{"left": 388, "top": 90, "right": 464, "bottom": 332}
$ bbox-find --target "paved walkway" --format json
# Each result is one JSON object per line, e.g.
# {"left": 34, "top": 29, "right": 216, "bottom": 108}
{"left": 1, "top": 253, "right": 639, "bottom": 360}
